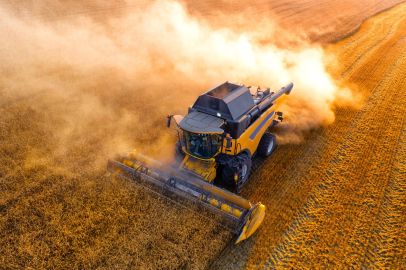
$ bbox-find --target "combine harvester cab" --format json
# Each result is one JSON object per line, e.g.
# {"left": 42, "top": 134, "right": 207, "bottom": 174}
{"left": 107, "top": 82, "right": 293, "bottom": 243}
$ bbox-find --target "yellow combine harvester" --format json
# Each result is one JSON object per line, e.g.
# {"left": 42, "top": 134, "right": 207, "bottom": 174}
{"left": 107, "top": 82, "right": 293, "bottom": 243}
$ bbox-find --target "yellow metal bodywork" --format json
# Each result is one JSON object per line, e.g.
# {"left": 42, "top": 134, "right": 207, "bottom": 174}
{"left": 198, "top": 193, "right": 243, "bottom": 218}
{"left": 174, "top": 106, "right": 273, "bottom": 243}
{"left": 160, "top": 98, "right": 277, "bottom": 243}
{"left": 221, "top": 104, "right": 277, "bottom": 157}
{"left": 180, "top": 154, "right": 217, "bottom": 183}
{"left": 179, "top": 104, "right": 277, "bottom": 184}
{"left": 235, "top": 203, "right": 266, "bottom": 244}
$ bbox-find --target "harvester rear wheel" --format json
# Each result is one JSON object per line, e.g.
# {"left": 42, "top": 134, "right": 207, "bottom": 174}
{"left": 257, "top": 132, "right": 276, "bottom": 157}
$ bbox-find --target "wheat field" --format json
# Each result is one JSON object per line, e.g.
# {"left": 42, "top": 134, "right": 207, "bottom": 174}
{"left": 1, "top": 0, "right": 406, "bottom": 269}
{"left": 211, "top": 2, "right": 406, "bottom": 268}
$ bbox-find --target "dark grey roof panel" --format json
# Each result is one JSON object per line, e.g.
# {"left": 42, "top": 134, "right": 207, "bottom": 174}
{"left": 201, "top": 115, "right": 217, "bottom": 125}
{"left": 186, "top": 111, "right": 200, "bottom": 118}
{"left": 193, "top": 113, "right": 208, "bottom": 121}
{"left": 178, "top": 112, "right": 224, "bottom": 134}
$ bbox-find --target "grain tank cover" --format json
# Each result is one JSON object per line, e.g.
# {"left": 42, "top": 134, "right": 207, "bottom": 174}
{"left": 191, "top": 82, "right": 255, "bottom": 121}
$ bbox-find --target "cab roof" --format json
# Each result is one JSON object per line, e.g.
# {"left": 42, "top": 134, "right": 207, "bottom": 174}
{"left": 176, "top": 112, "right": 224, "bottom": 134}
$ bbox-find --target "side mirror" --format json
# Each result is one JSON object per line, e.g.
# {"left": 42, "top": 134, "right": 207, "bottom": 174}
{"left": 167, "top": 115, "right": 171, "bottom": 128}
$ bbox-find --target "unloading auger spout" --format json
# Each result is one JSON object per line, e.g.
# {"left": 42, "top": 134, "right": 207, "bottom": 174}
{"left": 107, "top": 150, "right": 265, "bottom": 244}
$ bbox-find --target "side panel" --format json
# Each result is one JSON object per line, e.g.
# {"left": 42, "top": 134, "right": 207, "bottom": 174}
{"left": 220, "top": 104, "right": 277, "bottom": 156}
{"left": 238, "top": 104, "right": 277, "bottom": 155}
{"left": 180, "top": 155, "right": 217, "bottom": 183}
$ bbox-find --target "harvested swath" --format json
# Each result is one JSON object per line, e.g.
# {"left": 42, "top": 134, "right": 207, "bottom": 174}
{"left": 211, "top": 3, "right": 406, "bottom": 269}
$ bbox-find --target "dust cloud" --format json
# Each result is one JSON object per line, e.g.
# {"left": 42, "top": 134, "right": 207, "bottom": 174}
{"left": 0, "top": 0, "right": 354, "bottom": 166}
{"left": 0, "top": 0, "right": 356, "bottom": 268}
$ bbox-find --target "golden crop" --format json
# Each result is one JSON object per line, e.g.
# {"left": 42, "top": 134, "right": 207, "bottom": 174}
{"left": 211, "top": 2, "right": 406, "bottom": 269}
{"left": 1, "top": 0, "right": 405, "bottom": 269}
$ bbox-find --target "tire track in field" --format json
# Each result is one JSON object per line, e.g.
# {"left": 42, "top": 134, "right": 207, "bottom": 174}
{"left": 334, "top": 0, "right": 406, "bottom": 56}
{"left": 328, "top": 8, "right": 406, "bottom": 80}
{"left": 308, "top": 37, "right": 406, "bottom": 269}
{"left": 266, "top": 41, "right": 406, "bottom": 269}
{"left": 209, "top": 2, "right": 406, "bottom": 269}
{"left": 264, "top": 5, "right": 406, "bottom": 268}
{"left": 264, "top": 5, "right": 406, "bottom": 266}
{"left": 361, "top": 37, "right": 406, "bottom": 269}
{"left": 334, "top": 8, "right": 406, "bottom": 81}
{"left": 209, "top": 1, "right": 406, "bottom": 266}
{"left": 362, "top": 99, "right": 406, "bottom": 269}
{"left": 327, "top": 45, "right": 406, "bottom": 269}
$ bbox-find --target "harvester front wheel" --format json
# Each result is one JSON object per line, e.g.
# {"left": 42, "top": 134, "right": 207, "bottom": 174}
{"left": 221, "top": 154, "right": 252, "bottom": 190}
{"left": 257, "top": 132, "right": 276, "bottom": 157}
